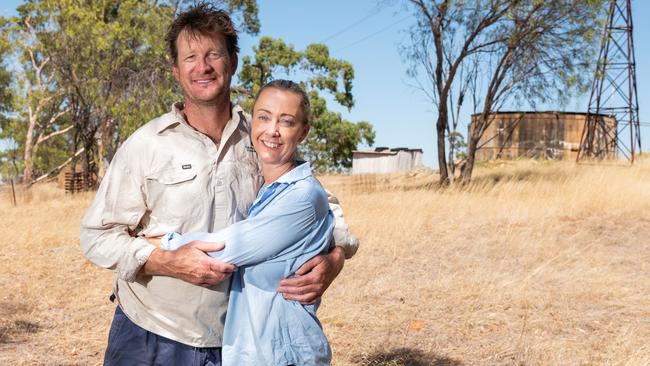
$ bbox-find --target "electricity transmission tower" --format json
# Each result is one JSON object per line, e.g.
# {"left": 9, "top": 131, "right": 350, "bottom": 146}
{"left": 577, "top": 0, "right": 641, "bottom": 162}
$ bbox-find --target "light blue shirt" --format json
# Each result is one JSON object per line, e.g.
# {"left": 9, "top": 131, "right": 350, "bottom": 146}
{"left": 162, "top": 162, "right": 334, "bottom": 365}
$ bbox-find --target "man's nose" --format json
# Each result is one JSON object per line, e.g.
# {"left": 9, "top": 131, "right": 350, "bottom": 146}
{"left": 197, "top": 57, "right": 214, "bottom": 72}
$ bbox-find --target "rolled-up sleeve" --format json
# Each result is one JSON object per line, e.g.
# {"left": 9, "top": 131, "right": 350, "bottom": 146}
{"left": 325, "top": 189, "right": 359, "bottom": 259}
{"left": 80, "top": 146, "right": 155, "bottom": 282}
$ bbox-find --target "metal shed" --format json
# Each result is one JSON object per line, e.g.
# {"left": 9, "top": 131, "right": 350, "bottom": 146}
{"left": 352, "top": 147, "right": 424, "bottom": 175}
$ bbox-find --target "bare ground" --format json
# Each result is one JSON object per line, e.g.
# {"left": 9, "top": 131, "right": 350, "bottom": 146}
{"left": 1, "top": 160, "right": 649, "bottom": 365}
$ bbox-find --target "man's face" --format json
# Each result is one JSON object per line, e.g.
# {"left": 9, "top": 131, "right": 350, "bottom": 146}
{"left": 172, "top": 30, "right": 237, "bottom": 106}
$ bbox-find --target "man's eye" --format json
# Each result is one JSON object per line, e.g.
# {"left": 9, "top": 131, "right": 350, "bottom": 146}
{"left": 185, "top": 55, "right": 195, "bottom": 61}
{"left": 208, "top": 52, "right": 223, "bottom": 59}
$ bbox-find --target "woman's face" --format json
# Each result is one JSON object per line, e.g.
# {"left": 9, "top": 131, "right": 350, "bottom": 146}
{"left": 252, "top": 87, "right": 310, "bottom": 168}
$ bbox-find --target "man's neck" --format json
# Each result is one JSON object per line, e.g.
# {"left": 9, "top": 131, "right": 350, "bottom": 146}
{"left": 182, "top": 98, "right": 232, "bottom": 143}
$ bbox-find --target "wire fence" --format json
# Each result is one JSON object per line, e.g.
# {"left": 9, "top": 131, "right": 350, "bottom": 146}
{"left": 318, "top": 169, "right": 438, "bottom": 195}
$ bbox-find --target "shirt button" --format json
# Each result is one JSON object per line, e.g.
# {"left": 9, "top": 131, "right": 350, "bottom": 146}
{"left": 216, "top": 179, "right": 223, "bottom": 186}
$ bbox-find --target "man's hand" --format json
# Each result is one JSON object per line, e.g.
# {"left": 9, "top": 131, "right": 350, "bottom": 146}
{"left": 142, "top": 241, "right": 236, "bottom": 287}
{"left": 277, "top": 246, "right": 345, "bottom": 304}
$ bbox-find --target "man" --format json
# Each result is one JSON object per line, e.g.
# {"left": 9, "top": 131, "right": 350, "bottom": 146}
{"left": 80, "top": 4, "right": 357, "bottom": 365}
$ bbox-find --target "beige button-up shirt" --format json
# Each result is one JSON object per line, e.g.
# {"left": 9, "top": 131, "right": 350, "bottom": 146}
{"left": 80, "top": 103, "right": 357, "bottom": 347}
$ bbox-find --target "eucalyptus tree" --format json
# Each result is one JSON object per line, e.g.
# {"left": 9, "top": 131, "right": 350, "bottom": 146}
{"left": 404, "top": 0, "right": 603, "bottom": 185}
{"left": 460, "top": 0, "right": 602, "bottom": 183}
{"left": 8, "top": 0, "right": 260, "bottom": 183}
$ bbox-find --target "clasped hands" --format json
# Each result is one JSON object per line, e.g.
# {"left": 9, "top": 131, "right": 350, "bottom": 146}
{"left": 143, "top": 238, "right": 345, "bottom": 304}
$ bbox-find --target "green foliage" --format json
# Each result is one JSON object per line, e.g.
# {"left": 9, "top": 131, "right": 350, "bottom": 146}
{"left": 1, "top": 1, "right": 370, "bottom": 177}
{"left": 0, "top": 18, "right": 11, "bottom": 114}
{"left": 237, "top": 37, "right": 374, "bottom": 172}
{"left": 2, "top": 0, "right": 260, "bottom": 182}
{"left": 301, "top": 92, "right": 374, "bottom": 172}
{"left": 0, "top": 17, "right": 14, "bottom": 179}
{"left": 238, "top": 36, "right": 302, "bottom": 99}
{"left": 223, "top": 0, "right": 260, "bottom": 35}
{"left": 448, "top": 131, "right": 466, "bottom": 160}
{"left": 9, "top": 0, "right": 179, "bottom": 180}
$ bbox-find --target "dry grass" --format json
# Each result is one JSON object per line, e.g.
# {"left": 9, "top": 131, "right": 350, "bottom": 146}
{"left": 1, "top": 159, "right": 649, "bottom": 365}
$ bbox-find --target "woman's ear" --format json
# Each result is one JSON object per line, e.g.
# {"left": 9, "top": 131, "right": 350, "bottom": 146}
{"left": 299, "top": 124, "right": 311, "bottom": 143}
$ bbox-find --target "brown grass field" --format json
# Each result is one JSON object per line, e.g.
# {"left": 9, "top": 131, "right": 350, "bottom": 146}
{"left": 0, "top": 160, "right": 649, "bottom": 365}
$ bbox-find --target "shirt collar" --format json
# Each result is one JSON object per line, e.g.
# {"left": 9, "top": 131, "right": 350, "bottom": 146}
{"left": 274, "top": 162, "right": 313, "bottom": 185}
{"left": 154, "top": 102, "right": 245, "bottom": 134}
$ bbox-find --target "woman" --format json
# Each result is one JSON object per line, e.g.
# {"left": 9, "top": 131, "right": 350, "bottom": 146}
{"left": 161, "top": 79, "right": 334, "bottom": 366}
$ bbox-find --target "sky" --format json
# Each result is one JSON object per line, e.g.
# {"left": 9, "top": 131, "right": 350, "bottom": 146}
{"left": 2, "top": 0, "right": 649, "bottom": 168}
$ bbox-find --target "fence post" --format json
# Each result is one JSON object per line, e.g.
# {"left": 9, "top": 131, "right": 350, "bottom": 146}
{"left": 10, "top": 178, "right": 17, "bottom": 206}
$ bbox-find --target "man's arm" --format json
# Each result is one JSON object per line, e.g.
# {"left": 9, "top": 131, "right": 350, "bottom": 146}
{"left": 80, "top": 146, "right": 234, "bottom": 286}
{"left": 277, "top": 188, "right": 357, "bottom": 304}
{"left": 142, "top": 242, "right": 234, "bottom": 286}
{"left": 325, "top": 189, "right": 359, "bottom": 259}
{"left": 276, "top": 246, "right": 345, "bottom": 304}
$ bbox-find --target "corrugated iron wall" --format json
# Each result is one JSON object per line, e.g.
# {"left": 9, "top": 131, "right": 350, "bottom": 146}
{"left": 472, "top": 112, "right": 617, "bottom": 161}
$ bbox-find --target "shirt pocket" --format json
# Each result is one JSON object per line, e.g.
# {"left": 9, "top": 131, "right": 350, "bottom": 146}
{"left": 231, "top": 158, "right": 263, "bottom": 218}
{"left": 144, "top": 164, "right": 205, "bottom": 224}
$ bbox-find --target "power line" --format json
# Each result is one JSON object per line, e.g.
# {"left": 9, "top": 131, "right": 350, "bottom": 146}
{"left": 319, "top": 5, "right": 384, "bottom": 43}
{"left": 336, "top": 15, "right": 412, "bottom": 52}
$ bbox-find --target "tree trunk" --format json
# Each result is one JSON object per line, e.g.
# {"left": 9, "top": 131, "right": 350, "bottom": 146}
{"left": 447, "top": 140, "right": 455, "bottom": 185}
{"left": 460, "top": 134, "right": 477, "bottom": 184}
{"left": 97, "top": 118, "right": 118, "bottom": 180}
{"left": 436, "top": 110, "right": 449, "bottom": 186}
{"left": 22, "top": 117, "right": 37, "bottom": 183}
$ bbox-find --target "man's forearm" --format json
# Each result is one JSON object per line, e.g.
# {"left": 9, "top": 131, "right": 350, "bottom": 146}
{"left": 328, "top": 245, "right": 346, "bottom": 277}
{"left": 141, "top": 248, "right": 170, "bottom": 276}
{"left": 80, "top": 225, "right": 156, "bottom": 282}
{"left": 140, "top": 242, "right": 236, "bottom": 286}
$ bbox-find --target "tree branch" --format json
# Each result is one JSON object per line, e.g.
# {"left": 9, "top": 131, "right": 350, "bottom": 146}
{"left": 37, "top": 124, "right": 74, "bottom": 145}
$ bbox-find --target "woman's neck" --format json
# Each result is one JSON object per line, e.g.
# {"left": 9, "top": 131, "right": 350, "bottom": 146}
{"left": 262, "top": 161, "right": 296, "bottom": 185}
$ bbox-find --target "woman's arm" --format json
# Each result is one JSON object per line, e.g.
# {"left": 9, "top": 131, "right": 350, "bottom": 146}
{"left": 165, "top": 197, "right": 329, "bottom": 267}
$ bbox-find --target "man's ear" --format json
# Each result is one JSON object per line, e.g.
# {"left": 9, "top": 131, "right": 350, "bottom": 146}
{"left": 230, "top": 53, "right": 238, "bottom": 76}
{"left": 172, "top": 63, "right": 180, "bottom": 81}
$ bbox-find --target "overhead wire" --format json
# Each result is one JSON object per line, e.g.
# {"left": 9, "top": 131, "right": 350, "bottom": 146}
{"left": 335, "top": 15, "right": 412, "bottom": 52}
{"left": 318, "top": 5, "right": 384, "bottom": 43}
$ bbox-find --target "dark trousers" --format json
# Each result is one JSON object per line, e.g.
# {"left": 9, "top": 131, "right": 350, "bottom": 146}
{"left": 104, "top": 306, "right": 221, "bottom": 366}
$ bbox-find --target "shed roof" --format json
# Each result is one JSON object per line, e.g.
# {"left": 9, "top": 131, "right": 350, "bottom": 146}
{"left": 353, "top": 148, "right": 423, "bottom": 156}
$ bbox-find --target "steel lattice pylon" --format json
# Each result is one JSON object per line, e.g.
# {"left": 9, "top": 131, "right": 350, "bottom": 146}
{"left": 577, "top": 0, "right": 641, "bottom": 162}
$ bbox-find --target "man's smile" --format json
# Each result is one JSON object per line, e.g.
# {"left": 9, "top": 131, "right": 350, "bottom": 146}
{"left": 193, "top": 77, "right": 216, "bottom": 85}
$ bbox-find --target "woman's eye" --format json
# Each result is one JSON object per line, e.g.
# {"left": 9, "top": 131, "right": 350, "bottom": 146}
{"left": 257, "top": 115, "right": 270, "bottom": 122}
{"left": 280, "top": 119, "right": 295, "bottom": 127}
